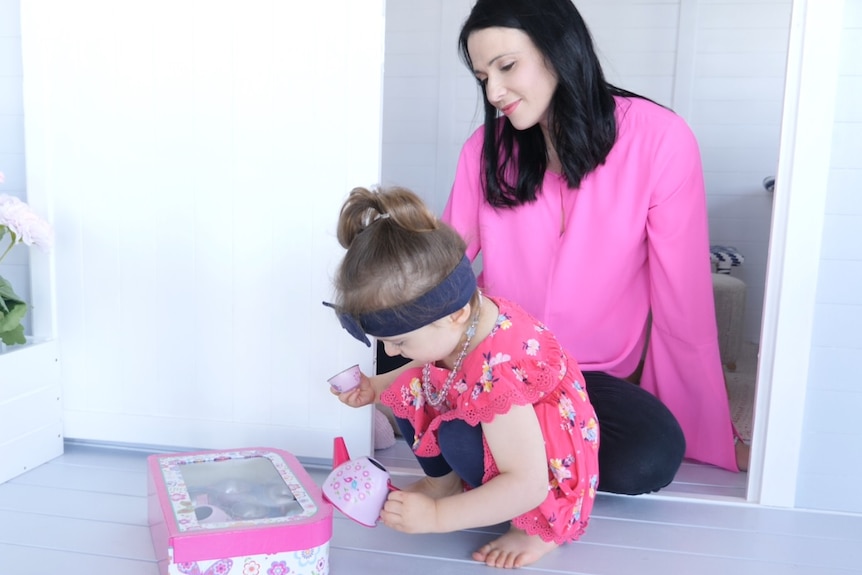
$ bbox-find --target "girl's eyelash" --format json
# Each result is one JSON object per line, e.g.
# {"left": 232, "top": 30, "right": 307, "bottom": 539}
{"left": 501, "top": 62, "right": 514, "bottom": 71}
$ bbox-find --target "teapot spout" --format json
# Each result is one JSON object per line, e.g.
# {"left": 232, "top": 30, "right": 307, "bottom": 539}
{"left": 332, "top": 436, "right": 351, "bottom": 468}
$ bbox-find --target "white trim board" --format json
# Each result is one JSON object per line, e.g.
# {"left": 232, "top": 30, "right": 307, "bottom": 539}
{"left": 749, "top": 0, "right": 846, "bottom": 507}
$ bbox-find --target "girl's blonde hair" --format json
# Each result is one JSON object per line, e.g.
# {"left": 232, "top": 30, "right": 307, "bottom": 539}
{"left": 334, "top": 186, "right": 469, "bottom": 316}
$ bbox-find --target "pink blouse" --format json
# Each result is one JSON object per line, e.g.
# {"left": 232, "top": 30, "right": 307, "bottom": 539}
{"left": 442, "top": 96, "right": 736, "bottom": 471}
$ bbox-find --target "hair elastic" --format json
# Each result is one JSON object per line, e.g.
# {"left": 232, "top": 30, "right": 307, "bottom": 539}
{"left": 323, "top": 255, "right": 477, "bottom": 347}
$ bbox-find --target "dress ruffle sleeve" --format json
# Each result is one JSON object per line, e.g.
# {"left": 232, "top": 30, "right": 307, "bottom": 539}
{"left": 452, "top": 330, "right": 571, "bottom": 427}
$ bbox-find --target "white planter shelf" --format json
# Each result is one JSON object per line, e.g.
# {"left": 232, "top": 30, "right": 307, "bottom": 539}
{"left": 0, "top": 339, "right": 63, "bottom": 484}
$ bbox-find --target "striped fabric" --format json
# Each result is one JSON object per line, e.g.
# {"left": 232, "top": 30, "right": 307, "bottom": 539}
{"left": 710, "top": 245, "right": 744, "bottom": 273}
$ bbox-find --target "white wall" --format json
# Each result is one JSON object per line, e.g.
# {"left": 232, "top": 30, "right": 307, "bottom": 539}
{"left": 684, "top": 1, "right": 790, "bottom": 343}
{"left": 381, "top": 0, "right": 789, "bottom": 344}
{"left": 795, "top": 0, "right": 862, "bottom": 513}
{"left": 19, "top": 0, "right": 386, "bottom": 460}
{"left": 380, "top": 0, "right": 477, "bottom": 217}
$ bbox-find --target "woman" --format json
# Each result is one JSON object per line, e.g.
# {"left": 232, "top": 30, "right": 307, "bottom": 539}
{"left": 442, "top": 0, "right": 743, "bottom": 485}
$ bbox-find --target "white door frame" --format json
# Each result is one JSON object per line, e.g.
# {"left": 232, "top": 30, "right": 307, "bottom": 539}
{"left": 748, "top": 0, "right": 845, "bottom": 506}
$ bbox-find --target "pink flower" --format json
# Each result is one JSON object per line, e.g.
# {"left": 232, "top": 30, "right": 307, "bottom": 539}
{"left": 267, "top": 561, "right": 290, "bottom": 575}
{"left": 0, "top": 194, "right": 54, "bottom": 252}
{"left": 0, "top": 182, "right": 54, "bottom": 346}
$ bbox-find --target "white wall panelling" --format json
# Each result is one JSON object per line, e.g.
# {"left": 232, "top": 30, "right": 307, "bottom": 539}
{"left": 752, "top": 0, "right": 846, "bottom": 509}
{"left": 688, "top": 0, "right": 791, "bottom": 343}
{"left": 20, "top": 0, "right": 386, "bottom": 459}
{"left": 794, "top": 0, "right": 862, "bottom": 514}
{"left": 1, "top": 0, "right": 62, "bottom": 485}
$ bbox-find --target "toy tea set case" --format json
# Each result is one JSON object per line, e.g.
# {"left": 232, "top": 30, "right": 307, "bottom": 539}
{"left": 147, "top": 447, "right": 332, "bottom": 575}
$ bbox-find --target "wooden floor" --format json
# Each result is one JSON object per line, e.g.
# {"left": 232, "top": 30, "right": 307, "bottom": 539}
{"left": 1, "top": 441, "right": 860, "bottom": 575}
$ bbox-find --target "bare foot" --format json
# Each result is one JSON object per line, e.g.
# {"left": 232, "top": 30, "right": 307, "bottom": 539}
{"left": 402, "top": 472, "right": 463, "bottom": 500}
{"left": 472, "top": 526, "right": 558, "bottom": 569}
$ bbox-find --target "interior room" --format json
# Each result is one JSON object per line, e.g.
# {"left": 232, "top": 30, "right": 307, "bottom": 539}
{"left": 375, "top": 0, "right": 789, "bottom": 499}
{"left": 1, "top": 0, "right": 860, "bottom": 573}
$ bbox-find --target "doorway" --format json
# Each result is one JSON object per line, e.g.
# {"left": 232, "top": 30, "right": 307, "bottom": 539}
{"left": 377, "top": 0, "right": 796, "bottom": 501}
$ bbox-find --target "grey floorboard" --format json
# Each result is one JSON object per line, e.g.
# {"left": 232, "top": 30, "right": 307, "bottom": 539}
{"left": 0, "top": 544, "right": 160, "bottom": 575}
{"left": 9, "top": 461, "right": 146, "bottom": 496}
{"left": 1, "top": 442, "right": 861, "bottom": 575}
{"left": 0, "top": 482, "right": 146, "bottom": 524}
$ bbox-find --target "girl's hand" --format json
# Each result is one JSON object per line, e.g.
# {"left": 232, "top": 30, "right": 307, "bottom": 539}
{"left": 330, "top": 360, "right": 421, "bottom": 408}
{"left": 379, "top": 490, "right": 439, "bottom": 534}
{"left": 331, "top": 371, "right": 377, "bottom": 407}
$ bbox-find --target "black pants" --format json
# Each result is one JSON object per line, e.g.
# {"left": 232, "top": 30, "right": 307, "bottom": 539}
{"left": 379, "top": 346, "right": 686, "bottom": 495}
{"left": 581, "top": 371, "right": 685, "bottom": 494}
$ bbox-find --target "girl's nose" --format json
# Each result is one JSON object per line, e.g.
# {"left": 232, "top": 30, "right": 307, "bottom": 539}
{"left": 382, "top": 341, "right": 400, "bottom": 357}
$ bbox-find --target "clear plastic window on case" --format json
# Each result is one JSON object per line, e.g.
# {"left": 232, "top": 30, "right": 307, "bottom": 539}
{"left": 178, "top": 456, "right": 306, "bottom": 524}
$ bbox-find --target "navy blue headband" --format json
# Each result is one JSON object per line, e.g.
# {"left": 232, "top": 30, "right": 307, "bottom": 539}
{"left": 323, "top": 255, "right": 477, "bottom": 347}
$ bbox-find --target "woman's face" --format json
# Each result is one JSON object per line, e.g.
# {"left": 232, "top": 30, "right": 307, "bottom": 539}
{"left": 467, "top": 27, "right": 558, "bottom": 132}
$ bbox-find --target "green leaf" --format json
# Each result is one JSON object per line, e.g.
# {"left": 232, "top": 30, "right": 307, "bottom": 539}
{"left": 0, "top": 322, "right": 26, "bottom": 345}
{"left": 0, "top": 296, "right": 27, "bottom": 328}
{"left": 0, "top": 275, "right": 26, "bottom": 308}
{"left": 0, "top": 275, "right": 28, "bottom": 345}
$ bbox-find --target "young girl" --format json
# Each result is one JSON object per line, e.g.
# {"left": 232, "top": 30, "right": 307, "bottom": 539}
{"left": 325, "top": 185, "right": 599, "bottom": 569}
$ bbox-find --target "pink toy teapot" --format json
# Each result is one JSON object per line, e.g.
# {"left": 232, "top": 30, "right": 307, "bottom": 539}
{"left": 322, "top": 437, "right": 397, "bottom": 527}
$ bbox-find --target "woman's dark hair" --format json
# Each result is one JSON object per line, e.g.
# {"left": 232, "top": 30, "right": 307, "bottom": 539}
{"left": 458, "top": 0, "right": 642, "bottom": 207}
{"left": 334, "top": 186, "right": 469, "bottom": 316}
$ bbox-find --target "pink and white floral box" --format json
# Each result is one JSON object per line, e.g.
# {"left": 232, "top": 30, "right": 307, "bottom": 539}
{"left": 147, "top": 448, "right": 333, "bottom": 575}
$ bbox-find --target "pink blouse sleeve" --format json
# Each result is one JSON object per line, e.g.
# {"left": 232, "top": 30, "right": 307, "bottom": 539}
{"left": 641, "top": 115, "right": 736, "bottom": 469}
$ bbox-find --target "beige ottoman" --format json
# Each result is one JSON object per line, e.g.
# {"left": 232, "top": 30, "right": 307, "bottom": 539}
{"left": 712, "top": 273, "right": 746, "bottom": 371}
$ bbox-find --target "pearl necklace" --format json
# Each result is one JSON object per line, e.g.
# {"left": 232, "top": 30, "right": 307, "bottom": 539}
{"left": 421, "top": 293, "right": 482, "bottom": 407}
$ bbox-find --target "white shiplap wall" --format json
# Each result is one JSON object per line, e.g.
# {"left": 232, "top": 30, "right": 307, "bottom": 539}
{"left": 19, "top": 0, "right": 386, "bottom": 459}
{"left": 578, "top": 2, "right": 680, "bottom": 106}
{"left": 795, "top": 0, "right": 862, "bottom": 514}
{"left": 380, "top": 0, "right": 477, "bottom": 216}
{"left": 381, "top": 0, "right": 789, "bottom": 344}
{"left": 687, "top": 0, "right": 791, "bottom": 343}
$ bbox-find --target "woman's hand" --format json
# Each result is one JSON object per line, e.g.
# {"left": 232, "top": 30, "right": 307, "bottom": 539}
{"left": 330, "top": 371, "right": 378, "bottom": 407}
{"left": 379, "top": 490, "right": 440, "bottom": 534}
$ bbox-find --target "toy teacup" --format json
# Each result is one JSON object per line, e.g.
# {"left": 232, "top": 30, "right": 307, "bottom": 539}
{"left": 322, "top": 437, "right": 397, "bottom": 527}
{"left": 327, "top": 364, "right": 362, "bottom": 393}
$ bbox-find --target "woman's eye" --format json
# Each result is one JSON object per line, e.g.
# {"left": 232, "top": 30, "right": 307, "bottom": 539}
{"left": 500, "top": 62, "right": 514, "bottom": 72}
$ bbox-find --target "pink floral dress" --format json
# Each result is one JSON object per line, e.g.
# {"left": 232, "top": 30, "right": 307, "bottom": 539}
{"left": 380, "top": 295, "right": 600, "bottom": 543}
